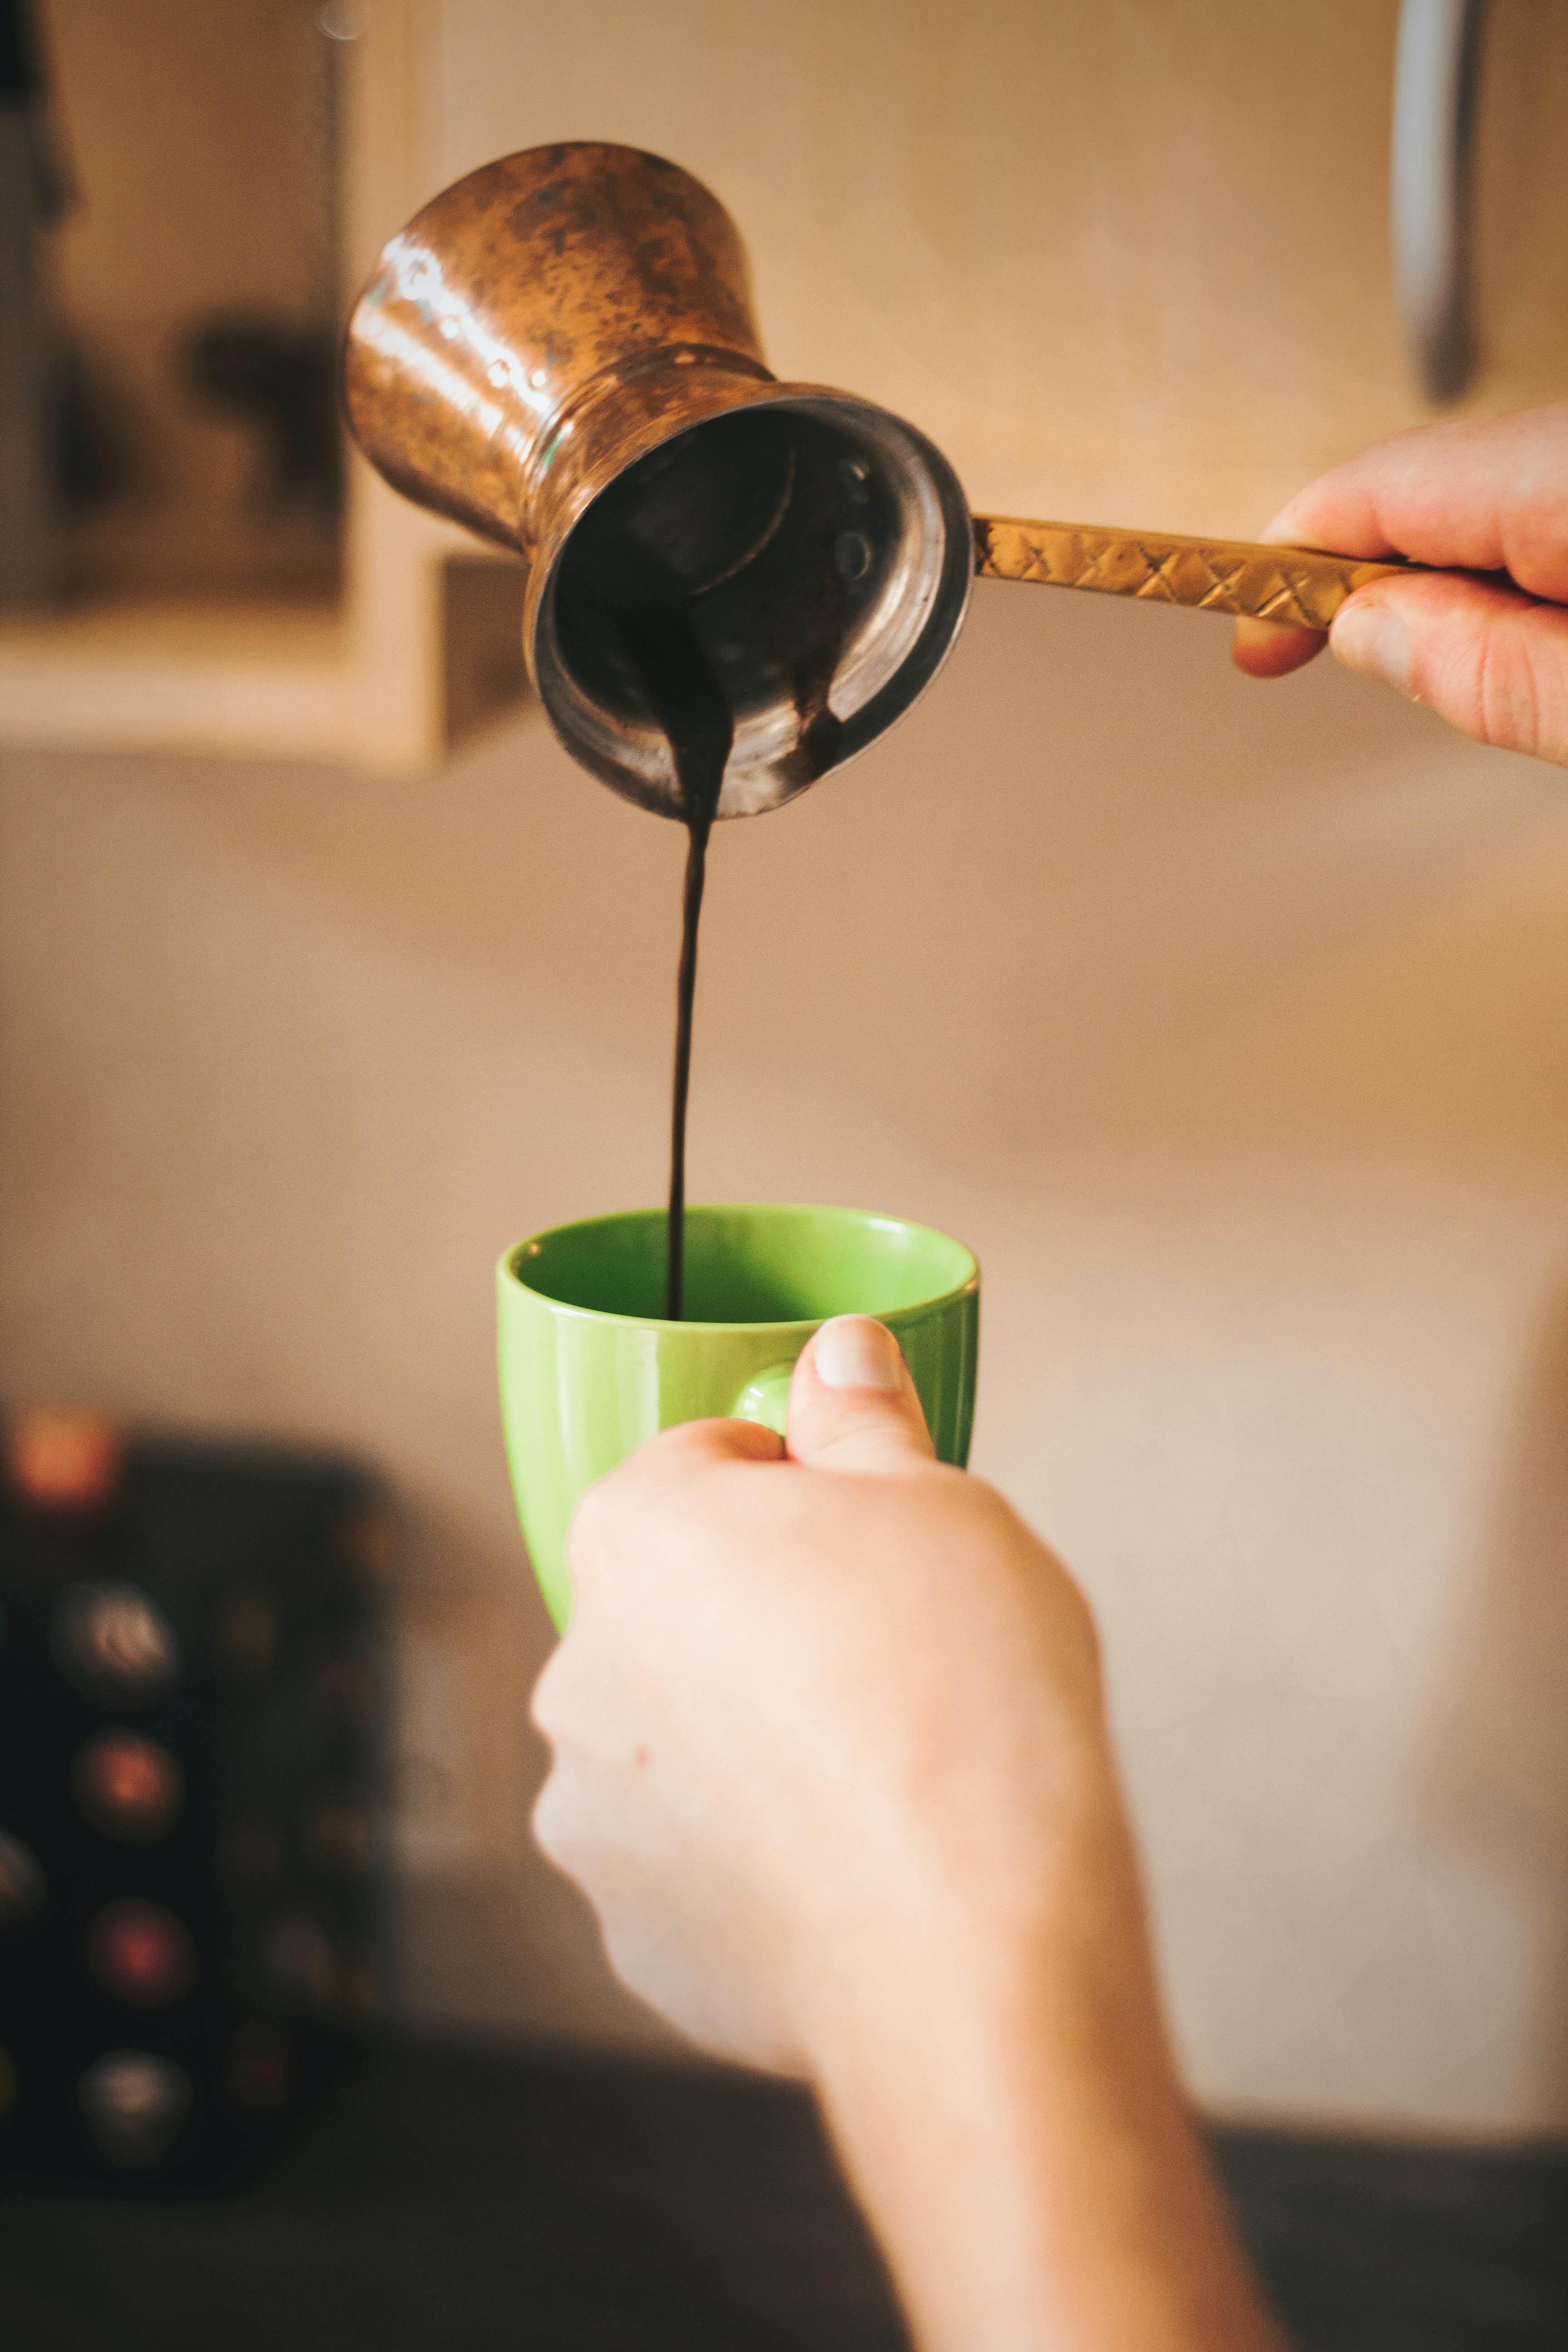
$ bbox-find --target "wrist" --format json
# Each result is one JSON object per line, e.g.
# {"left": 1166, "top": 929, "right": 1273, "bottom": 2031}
{"left": 794, "top": 1793, "right": 1283, "bottom": 2352}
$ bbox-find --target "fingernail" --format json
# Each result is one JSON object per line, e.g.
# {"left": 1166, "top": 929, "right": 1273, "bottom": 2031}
{"left": 1332, "top": 600, "right": 1412, "bottom": 695}
{"left": 813, "top": 1316, "right": 903, "bottom": 1391}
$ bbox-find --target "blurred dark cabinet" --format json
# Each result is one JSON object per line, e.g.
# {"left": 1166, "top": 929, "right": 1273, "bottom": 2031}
{"left": 0, "top": 1428, "right": 393, "bottom": 2185}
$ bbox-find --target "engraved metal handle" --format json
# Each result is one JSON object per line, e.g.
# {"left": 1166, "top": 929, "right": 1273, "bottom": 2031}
{"left": 972, "top": 516, "right": 1414, "bottom": 632}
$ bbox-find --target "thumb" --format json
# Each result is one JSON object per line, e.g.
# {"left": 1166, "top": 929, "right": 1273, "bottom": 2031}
{"left": 786, "top": 1316, "right": 936, "bottom": 1475}
{"left": 1329, "top": 573, "right": 1568, "bottom": 767}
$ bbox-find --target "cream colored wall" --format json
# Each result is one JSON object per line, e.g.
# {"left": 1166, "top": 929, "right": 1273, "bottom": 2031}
{"left": 47, "top": 0, "right": 330, "bottom": 326}
{"left": 5, "top": 580, "right": 1568, "bottom": 2130}
{"left": 437, "top": 0, "right": 1568, "bottom": 531}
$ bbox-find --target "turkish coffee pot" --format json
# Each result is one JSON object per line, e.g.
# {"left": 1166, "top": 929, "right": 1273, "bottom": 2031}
{"left": 343, "top": 142, "right": 1408, "bottom": 821}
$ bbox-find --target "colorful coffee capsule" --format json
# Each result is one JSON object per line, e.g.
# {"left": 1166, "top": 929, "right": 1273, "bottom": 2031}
{"left": 224, "top": 2019, "right": 295, "bottom": 2114}
{"left": 303, "top": 1795, "right": 380, "bottom": 1871}
{"left": 52, "top": 1581, "right": 179, "bottom": 1705}
{"left": 0, "top": 1831, "right": 44, "bottom": 1931}
{"left": 263, "top": 1912, "right": 333, "bottom": 2006}
{"left": 216, "top": 1589, "right": 276, "bottom": 1675}
{"left": 316, "top": 1651, "right": 377, "bottom": 1724}
{"left": 218, "top": 1822, "right": 283, "bottom": 1883}
{"left": 3, "top": 1406, "right": 124, "bottom": 1513}
{"left": 78, "top": 2051, "right": 192, "bottom": 2169}
{"left": 71, "top": 1730, "right": 184, "bottom": 1842}
{"left": 87, "top": 1900, "right": 195, "bottom": 2005}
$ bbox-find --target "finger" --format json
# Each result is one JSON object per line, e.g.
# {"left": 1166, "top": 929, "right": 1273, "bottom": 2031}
{"left": 639, "top": 1416, "right": 788, "bottom": 1470}
{"left": 1329, "top": 573, "right": 1568, "bottom": 767}
{"left": 1259, "top": 403, "right": 1568, "bottom": 598}
{"left": 1231, "top": 615, "right": 1328, "bottom": 679}
{"left": 565, "top": 1415, "right": 784, "bottom": 1607}
{"left": 786, "top": 1316, "right": 936, "bottom": 1476}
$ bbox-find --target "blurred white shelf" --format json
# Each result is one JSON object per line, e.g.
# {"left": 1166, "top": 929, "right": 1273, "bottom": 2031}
{"left": 0, "top": 540, "right": 528, "bottom": 770}
{"left": 0, "top": 0, "right": 479, "bottom": 775}
{"left": 0, "top": 598, "right": 362, "bottom": 764}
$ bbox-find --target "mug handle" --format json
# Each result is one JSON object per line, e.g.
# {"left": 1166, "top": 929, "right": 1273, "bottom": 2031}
{"left": 731, "top": 1361, "right": 798, "bottom": 1438}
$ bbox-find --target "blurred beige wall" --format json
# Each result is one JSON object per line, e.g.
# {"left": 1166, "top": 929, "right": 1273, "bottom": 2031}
{"left": 438, "top": 0, "right": 1568, "bottom": 530}
{"left": 48, "top": 0, "right": 330, "bottom": 324}
{"left": 5, "top": 580, "right": 1568, "bottom": 2132}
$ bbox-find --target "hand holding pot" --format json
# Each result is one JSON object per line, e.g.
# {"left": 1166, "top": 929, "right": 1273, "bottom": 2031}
{"left": 1233, "top": 400, "right": 1568, "bottom": 769}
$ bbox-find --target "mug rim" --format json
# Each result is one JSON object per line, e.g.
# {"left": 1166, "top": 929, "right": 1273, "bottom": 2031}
{"left": 499, "top": 1200, "right": 978, "bottom": 1334}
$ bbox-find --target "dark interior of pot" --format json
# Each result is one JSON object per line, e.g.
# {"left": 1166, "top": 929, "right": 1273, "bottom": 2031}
{"left": 540, "top": 394, "right": 972, "bottom": 818}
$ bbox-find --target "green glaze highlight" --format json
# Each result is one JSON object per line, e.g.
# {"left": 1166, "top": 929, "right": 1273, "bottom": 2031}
{"left": 498, "top": 1202, "right": 980, "bottom": 1630}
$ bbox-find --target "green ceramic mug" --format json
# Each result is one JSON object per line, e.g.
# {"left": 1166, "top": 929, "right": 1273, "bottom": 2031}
{"left": 498, "top": 1202, "right": 980, "bottom": 1629}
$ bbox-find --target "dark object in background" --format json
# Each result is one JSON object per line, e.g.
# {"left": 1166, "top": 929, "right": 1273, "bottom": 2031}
{"left": 0, "top": 0, "right": 75, "bottom": 605}
{"left": 49, "top": 335, "right": 136, "bottom": 516}
{"left": 441, "top": 555, "right": 530, "bottom": 751}
{"left": 0, "top": 1411, "right": 393, "bottom": 2188}
{"left": 179, "top": 312, "right": 344, "bottom": 517}
{"left": 0, "top": 2038, "right": 1563, "bottom": 2352}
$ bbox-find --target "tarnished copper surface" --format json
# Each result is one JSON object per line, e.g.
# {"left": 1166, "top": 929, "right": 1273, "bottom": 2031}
{"left": 343, "top": 143, "right": 770, "bottom": 557}
{"left": 343, "top": 142, "right": 1416, "bottom": 818}
{"left": 972, "top": 516, "right": 1410, "bottom": 629}
{"left": 342, "top": 144, "right": 973, "bottom": 818}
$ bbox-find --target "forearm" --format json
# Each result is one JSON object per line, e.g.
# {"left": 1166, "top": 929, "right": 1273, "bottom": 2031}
{"left": 802, "top": 1826, "right": 1286, "bottom": 2352}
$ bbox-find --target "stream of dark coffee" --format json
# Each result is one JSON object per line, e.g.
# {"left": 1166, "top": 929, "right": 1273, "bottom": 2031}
{"left": 560, "top": 427, "right": 853, "bottom": 1318}
{"left": 654, "top": 647, "right": 732, "bottom": 1321}
{"left": 563, "top": 536, "right": 734, "bottom": 1318}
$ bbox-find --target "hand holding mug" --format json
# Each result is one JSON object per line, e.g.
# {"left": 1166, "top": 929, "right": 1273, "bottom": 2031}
{"left": 532, "top": 1322, "right": 1283, "bottom": 2352}
{"left": 498, "top": 1201, "right": 978, "bottom": 1628}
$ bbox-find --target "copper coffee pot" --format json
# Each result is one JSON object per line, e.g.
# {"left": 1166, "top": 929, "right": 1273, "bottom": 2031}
{"left": 344, "top": 142, "right": 1407, "bottom": 822}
